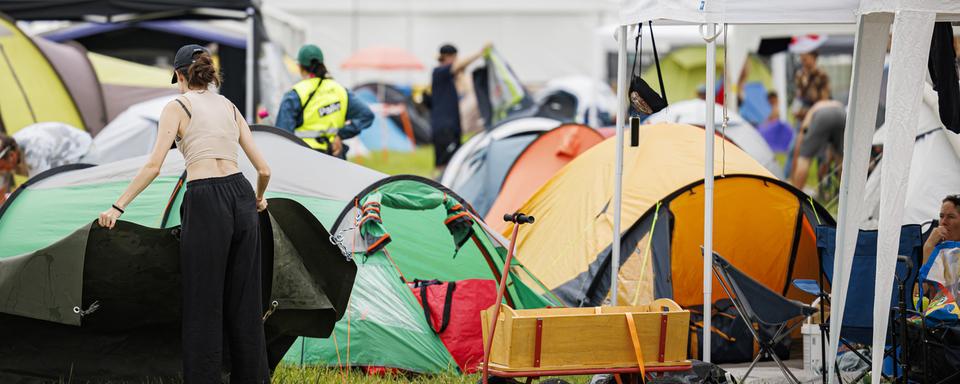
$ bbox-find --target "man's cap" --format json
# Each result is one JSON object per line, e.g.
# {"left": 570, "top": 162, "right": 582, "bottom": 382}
{"left": 171, "top": 44, "right": 210, "bottom": 84}
{"left": 297, "top": 44, "right": 324, "bottom": 67}
{"left": 438, "top": 44, "right": 458, "bottom": 56}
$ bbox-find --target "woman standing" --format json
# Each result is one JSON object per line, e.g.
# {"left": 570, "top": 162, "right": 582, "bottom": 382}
{"left": 97, "top": 44, "right": 271, "bottom": 383}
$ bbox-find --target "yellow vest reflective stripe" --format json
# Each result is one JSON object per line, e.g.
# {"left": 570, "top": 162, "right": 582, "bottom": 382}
{"left": 292, "top": 77, "right": 349, "bottom": 150}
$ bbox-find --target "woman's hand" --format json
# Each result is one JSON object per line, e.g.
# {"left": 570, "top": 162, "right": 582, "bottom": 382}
{"left": 257, "top": 197, "right": 268, "bottom": 212}
{"left": 929, "top": 225, "right": 949, "bottom": 245}
{"left": 923, "top": 225, "right": 950, "bottom": 263}
{"left": 98, "top": 207, "right": 122, "bottom": 229}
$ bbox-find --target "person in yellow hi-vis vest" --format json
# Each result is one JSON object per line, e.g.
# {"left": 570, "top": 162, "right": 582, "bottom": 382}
{"left": 275, "top": 44, "right": 373, "bottom": 159}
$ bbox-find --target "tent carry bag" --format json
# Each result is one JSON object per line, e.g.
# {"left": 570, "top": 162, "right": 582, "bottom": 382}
{"left": 628, "top": 21, "right": 668, "bottom": 116}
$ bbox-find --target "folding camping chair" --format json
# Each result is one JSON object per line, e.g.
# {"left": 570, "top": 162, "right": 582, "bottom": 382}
{"left": 791, "top": 225, "right": 923, "bottom": 384}
{"left": 711, "top": 252, "right": 816, "bottom": 384}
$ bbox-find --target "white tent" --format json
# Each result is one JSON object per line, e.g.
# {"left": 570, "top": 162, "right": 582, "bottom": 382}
{"left": 616, "top": 1, "right": 960, "bottom": 382}
{"left": 861, "top": 81, "right": 960, "bottom": 229}
{"left": 535, "top": 76, "right": 617, "bottom": 128}
{"left": 81, "top": 96, "right": 176, "bottom": 165}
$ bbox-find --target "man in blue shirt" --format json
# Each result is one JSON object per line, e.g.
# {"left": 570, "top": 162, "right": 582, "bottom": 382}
{"left": 275, "top": 44, "right": 374, "bottom": 159}
{"left": 430, "top": 43, "right": 489, "bottom": 170}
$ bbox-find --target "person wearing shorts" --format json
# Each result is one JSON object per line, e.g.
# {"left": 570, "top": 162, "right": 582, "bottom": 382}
{"left": 791, "top": 100, "right": 845, "bottom": 188}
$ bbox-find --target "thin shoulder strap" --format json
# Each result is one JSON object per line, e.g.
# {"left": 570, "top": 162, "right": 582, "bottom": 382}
{"left": 301, "top": 77, "right": 324, "bottom": 108}
{"left": 174, "top": 98, "right": 192, "bottom": 118}
{"left": 649, "top": 21, "right": 667, "bottom": 103}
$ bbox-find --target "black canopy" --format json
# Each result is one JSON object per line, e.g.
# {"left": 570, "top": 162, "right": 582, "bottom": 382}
{"left": 0, "top": 0, "right": 255, "bottom": 21}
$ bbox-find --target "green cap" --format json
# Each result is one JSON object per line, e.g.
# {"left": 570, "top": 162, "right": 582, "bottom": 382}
{"left": 297, "top": 44, "right": 324, "bottom": 66}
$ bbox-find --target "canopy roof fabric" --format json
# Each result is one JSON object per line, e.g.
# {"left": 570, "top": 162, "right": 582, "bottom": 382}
{"left": 440, "top": 117, "right": 561, "bottom": 216}
{"left": 505, "top": 123, "right": 832, "bottom": 307}
{"left": 619, "top": 0, "right": 860, "bottom": 25}
{"left": 0, "top": 0, "right": 253, "bottom": 21}
{"left": 485, "top": 124, "right": 604, "bottom": 232}
{"left": 43, "top": 20, "right": 247, "bottom": 49}
{"left": 0, "top": 15, "right": 84, "bottom": 134}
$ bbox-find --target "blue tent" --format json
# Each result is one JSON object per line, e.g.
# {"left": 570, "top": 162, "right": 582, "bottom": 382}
{"left": 353, "top": 89, "right": 414, "bottom": 152}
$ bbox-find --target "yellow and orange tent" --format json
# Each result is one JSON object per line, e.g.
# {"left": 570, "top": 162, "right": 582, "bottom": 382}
{"left": 505, "top": 122, "right": 833, "bottom": 308}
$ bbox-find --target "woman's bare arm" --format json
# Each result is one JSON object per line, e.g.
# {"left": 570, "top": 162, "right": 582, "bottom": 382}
{"left": 236, "top": 108, "right": 271, "bottom": 204}
{"left": 98, "top": 101, "right": 182, "bottom": 228}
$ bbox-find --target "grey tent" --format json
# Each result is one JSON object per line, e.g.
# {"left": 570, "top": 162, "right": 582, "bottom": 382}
{"left": 0, "top": 127, "right": 386, "bottom": 381}
{"left": 440, "top": 117, "right": 560, "bottom": 216}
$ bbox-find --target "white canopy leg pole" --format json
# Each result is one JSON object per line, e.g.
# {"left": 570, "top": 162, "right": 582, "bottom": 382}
{"left": 611, "top": 24, "right": 629, "bottom": 306}
{"left": 246, "top": 7, "right": 255, "bottom": 123}
{"left": 827, "top": 13, "right": 892, "bottom": 384}
{"left": 703, "top": 21, "right": 717, "bottom": 365}
{"left": 871, "top": 11, "right": 935, "bottom": 384}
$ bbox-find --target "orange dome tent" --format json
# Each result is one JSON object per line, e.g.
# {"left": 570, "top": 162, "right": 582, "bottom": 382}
{"left": 485, "top": 123, "right": 603, "bottom": 232}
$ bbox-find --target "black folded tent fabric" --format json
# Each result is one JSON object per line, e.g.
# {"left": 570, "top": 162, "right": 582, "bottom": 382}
{"left": 0, "top": 198, "right": 356, "bottom": 382}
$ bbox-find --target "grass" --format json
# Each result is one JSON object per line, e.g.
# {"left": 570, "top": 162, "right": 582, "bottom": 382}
{"left": 351, "top": 145, "right": 437, "bottom": 178}
{"left": 270, "top": 365, "right": 594, "bottom": 384}
{"left": 55, "top": 366, "right": 591, "bottom": 384}
{"left": 271, "top": 365, "right": 473, "bottom": 384}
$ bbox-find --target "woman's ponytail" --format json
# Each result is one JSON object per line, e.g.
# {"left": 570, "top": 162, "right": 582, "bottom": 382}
{"left": 180, "top": 51, "right": 221, "bottom": 89}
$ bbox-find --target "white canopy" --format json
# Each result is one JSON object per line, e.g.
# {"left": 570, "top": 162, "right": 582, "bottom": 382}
{"left": 616, "top": 1, "right": 960, "bottom": 382}
{"left": 620, "top": 0, "right": 859, "bottom": 25}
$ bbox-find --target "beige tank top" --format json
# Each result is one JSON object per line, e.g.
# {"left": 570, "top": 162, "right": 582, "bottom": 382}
{"left": 175, "top": 91, "right": 240, "bottom": 167}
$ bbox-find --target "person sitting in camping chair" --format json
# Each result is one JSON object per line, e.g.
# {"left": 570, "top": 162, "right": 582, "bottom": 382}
{"left": 924, "top": 195, "right": 960, "bottom": 263}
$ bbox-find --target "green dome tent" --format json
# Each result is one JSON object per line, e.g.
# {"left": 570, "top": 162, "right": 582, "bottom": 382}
{"left": 0, "top": 126, "right": 557, "bottom": 379}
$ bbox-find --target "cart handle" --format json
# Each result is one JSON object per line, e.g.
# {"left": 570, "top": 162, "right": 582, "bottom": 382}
{"left": 503, "top": 213, "right": 535, "bottom": 224}
{"left": 482, "top": 212, "right": 532, "bottom": 384}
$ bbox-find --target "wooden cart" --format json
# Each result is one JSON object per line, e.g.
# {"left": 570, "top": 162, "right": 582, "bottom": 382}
{"left": 480, "top": 299, "right": 692, "bottom": 383}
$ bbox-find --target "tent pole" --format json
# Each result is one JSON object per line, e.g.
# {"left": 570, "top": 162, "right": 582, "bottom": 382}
{"left": 611, "top": 24, "right": 628, "bottom": 307}
{"left": 703, "top": 21, "right": 717, "bottom": 365}
{"left": 245, "top": 6, "right": 255, "bottom": 123}
{"left": 826, "top": 13, "right": 891, "bottom": 384}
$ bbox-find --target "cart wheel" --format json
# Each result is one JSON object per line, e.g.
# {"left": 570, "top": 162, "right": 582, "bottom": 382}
{"left": 588, "top": 374, "right": 615, "bottom": 384}
{"left": 478, "top": 377, "right": 523, "bottom": 384}
{"left": 646, "top": 377, "right": 685, "bottom": 383}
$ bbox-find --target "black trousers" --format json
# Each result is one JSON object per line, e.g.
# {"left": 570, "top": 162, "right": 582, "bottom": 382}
{"left": 180, "top": 173, "right": 268, "bottom": 383}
